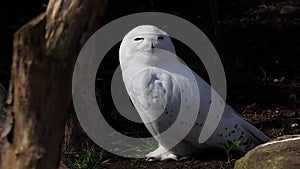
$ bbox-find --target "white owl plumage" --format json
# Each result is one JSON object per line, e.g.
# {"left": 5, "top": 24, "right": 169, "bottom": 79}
{"left": 119, "top": 25, "right": 270, "bottom": 161}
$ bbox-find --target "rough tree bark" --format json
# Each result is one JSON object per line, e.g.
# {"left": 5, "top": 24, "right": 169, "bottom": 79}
{"left": 0, "top": 84, "right": 12, "bottom": 166}
{"left": 0, "top": 0, "right": 106, "bottom": 168}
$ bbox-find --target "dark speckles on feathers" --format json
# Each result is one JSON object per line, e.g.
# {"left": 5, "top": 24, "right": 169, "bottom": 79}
{"left": 245, "top": 144, "right": 252, "bottom": 151}
{"left": 244, "top": 140, "right": 253, "bottom": 151}
{"left": 241, "top": 138, "right": 250, "bottom": 145}
{"left": 195, "top": 122, "right": 203, "bottom": 126}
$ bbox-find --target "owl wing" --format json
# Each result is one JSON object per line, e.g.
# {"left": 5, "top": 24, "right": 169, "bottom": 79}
{"left": 127, "top": 66, "right": 200, "bottom": 140}
{"left": 191, "top": 72, "right": 270, "bottom": 151}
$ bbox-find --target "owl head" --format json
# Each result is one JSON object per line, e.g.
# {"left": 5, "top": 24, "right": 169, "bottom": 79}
{"left": 119, "top": 25, "right": 176, "bottom": 68}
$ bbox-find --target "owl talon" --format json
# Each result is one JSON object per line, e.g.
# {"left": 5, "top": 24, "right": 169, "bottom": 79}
{"left": 146, "top": 145, "right": 178, "bottom": 161}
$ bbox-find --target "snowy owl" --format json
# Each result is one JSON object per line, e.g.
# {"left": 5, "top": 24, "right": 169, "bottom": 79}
{"left": 119, "top": 25, "right": 270, "bottom": 161}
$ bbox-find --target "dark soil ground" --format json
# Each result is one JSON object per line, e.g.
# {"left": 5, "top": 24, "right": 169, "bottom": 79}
{"left": 1, "top": 0, "right": 300, "bottom": 169}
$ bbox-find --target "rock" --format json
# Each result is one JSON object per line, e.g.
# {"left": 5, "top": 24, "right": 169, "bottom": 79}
{"left": 280, "top": 6, "right": 297, "bottom": 15}
{"left": 273, "top": 78, "right": 279, "bottom": 83}
{"left": 234, "top": 135, "right": 300, "bottom": 169}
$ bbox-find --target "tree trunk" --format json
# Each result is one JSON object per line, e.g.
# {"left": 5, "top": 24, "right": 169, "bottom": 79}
{"left": 0, "top": 0, "right": 106, "bottom": 168}
{"left": 0, "top": 84, "right": 12, "bottom": 166}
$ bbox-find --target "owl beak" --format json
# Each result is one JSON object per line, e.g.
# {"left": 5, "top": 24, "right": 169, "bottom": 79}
{"left": 151, "top": 42, "right": 155, "bottom": 49}
{"left": 150, "top": 42, "right": 156, "bottom": 53}
{"left": 140, "top": 41, "right": 156, "bottom": 52}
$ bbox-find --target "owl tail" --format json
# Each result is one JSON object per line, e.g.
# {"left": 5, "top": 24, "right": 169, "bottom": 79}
{"left": 229, "top": 106, "right": 270, "bottom": 152}
{"left": 240, "top": 117, "right": 270, "bottom": 143}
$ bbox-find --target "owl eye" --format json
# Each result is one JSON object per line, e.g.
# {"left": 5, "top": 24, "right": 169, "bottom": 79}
{"left": 134, "top": 37, "right": 144, "bottom": 41}
{"left": 157, "top": 36, "right": 164, "bottom": 40}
